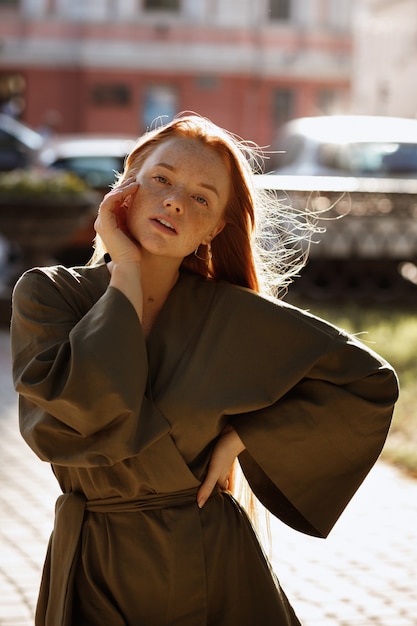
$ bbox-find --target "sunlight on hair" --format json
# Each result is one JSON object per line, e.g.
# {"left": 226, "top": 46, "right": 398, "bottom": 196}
{"left": 229, "top": 459, "right": 273, "bottom": 558}
{"left": 252, "top": 179, "right": 350, "bottom": 299}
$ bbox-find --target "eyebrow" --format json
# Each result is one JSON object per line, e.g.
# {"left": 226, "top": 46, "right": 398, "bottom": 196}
{"left": 155, "top": 162, "right": 220, "bottom": 198}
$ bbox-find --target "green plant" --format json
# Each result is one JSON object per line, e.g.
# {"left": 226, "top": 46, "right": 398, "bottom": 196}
{"left": 0, "top": 168, "right": 91, "bottom": 198}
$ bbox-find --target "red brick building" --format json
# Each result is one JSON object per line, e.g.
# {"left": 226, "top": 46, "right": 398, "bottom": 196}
{"left": 0, "top": 0, "right": 353, "bottom": 147}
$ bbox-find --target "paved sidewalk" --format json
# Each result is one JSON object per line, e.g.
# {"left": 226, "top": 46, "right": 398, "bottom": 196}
{"left": 1, "top": 328, "right": 417, "bottom": 625}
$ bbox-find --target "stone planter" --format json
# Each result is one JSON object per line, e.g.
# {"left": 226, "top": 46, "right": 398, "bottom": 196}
{"left": 0, "top": 192, "right": 98, "bottom": 267}
{"left": 0, "top": 169, "right": 100, "bottom": 325}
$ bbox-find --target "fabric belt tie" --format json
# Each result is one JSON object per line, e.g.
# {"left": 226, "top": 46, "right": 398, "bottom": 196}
{"left": 86, "top": 486, "right": 201, "bottom": 512}
{"left": 42, "top": 486, "right": 212, "bottom": 626}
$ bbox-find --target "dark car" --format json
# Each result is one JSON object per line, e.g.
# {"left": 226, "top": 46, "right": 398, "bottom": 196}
{"left": 0, "top": 126, "right": 136, "bottom": 271}
{"left": 36, "top": 135, "right": 136, "bottom": 264}
{"left": 0, "top": 113, "right": 44, "bottom": 171}
{"left": 37, "top": 135, "right": 136, "bottom": 191}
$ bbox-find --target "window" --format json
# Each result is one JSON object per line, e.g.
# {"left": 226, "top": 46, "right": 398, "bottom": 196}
{"left": 269, "top": 0, "right": 291, "bottom": 21}
{"left": 142, "top": 85, "right": 177, "bottom": 131}
{"left": 56, "top": 0, "right": 112, "bottom": 21}
{"left": 51, "top": 156, "right": 127, "bottom": 188}
{"left": 195, "top": 76, "right": 219, "bottom": 90}
{"left": 272, "top": 88, "right": 296, "bottom": 127}
{"left": 144, "top": 0, "right": 180, "bottom": 11}
{"left": 334, "top": 143, "right": 417, "bottom": 176}
{"left": 91, "top": 84, "right": 131, "bottom": 107}
{"left": 0, "top": 73, "right": 26, "bottom": 118}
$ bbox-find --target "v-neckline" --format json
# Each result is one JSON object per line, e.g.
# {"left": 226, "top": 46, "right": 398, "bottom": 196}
{"left": 144, "top": 270, "right": 185, "bottom": 345}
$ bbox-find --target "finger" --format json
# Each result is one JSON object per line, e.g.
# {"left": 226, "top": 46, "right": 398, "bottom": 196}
{"left": 113, "top": 179, "right": 138, "bottom": 193}
{"left": 97, "top": 184, "right": 138, "bottom": 227}
{"left": 115, "top": 202, "right": 131, "bottom": 235}
{"left": 197, "top": 465, "right": 230, "bottom": 509}
{"left": 197, "top": 475, "right": 218, "bottom": 509}
{"left": 100, "top": 181, "right": 139, "bottom": 208}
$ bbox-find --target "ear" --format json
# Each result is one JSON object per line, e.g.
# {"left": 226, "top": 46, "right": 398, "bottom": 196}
{"left": 201, "top": 219, "right": 226, "bottom": 245}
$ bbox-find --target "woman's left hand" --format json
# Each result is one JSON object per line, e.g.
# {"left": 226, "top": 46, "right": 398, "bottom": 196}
{"left": 197, "top": 425, "right": 246, "bottom": 508}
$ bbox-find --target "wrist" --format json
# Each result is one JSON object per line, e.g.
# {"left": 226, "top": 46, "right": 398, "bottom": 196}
{"left": 109, "top": 262, "right": 143, "bottom": 320}
{"left": 223, "top": 427, "right": 246, "bottom": 456}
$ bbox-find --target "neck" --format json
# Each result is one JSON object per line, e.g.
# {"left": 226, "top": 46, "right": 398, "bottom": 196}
{"left": 140, "top": 254, "right": 181, "bottom": 302}
{"left": 139, "top": 254, "right": 181, "bottom": 336}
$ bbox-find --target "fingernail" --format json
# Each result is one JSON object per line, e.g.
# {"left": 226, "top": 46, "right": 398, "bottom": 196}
{"left": 197, "top": 499, "right": 205, "bottom": 509}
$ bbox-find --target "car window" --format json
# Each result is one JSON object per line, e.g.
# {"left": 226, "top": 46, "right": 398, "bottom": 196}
{"left": 50, "top": 155, "right": 126, "bottom": 188}
{"left": 0, "top": 129, "right": 31, "bottom": 171}
{"left": 318, "top": 141, "right": 417, "bottom": 176}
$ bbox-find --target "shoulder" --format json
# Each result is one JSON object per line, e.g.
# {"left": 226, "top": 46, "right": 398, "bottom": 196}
{"left": 13, "top": 261, "right": 110, "bottom": 315}
{"left": 180, "top": 271, "right": 344, "bottom": 346}
{"left": 14, "top": 261, "right": 108, "bottom": 293}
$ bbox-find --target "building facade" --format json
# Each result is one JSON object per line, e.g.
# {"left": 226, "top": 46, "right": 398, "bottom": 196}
{"left": 0, "top": 0, "right": 353, "bottom": 146}
{"left": 351, "top": 0, "right": 417, "bottom": 119}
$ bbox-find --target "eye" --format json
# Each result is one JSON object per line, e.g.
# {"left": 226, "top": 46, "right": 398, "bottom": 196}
{"left": 194, "top": 195, "right": 208, "bottom": 206}
{"left": 154, "top": 175, "right": 169, "bottom": 184}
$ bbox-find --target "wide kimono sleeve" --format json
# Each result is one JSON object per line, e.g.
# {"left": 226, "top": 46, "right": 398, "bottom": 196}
{"left": 10, "top": 265, "right": 170, "bottom": 467}
{"left": 215, "top": 287, "right": 400, "bottom": 539}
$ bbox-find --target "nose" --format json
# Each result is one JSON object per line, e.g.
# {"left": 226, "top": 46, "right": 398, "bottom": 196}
{"left": 163, "top": 190, "right": 185, "bottom": 214}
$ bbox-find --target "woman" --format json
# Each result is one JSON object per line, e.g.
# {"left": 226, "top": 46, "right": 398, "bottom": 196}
{"left": 11, "top": 115, "right": 398, "bottom": 626}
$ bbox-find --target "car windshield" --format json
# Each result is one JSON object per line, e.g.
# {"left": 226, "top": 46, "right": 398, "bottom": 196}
{"left": 319, "top": 141, "right": 417, "bottom": 176}
{"left": 51, "top": 155, "right": 126, "bottom": 188}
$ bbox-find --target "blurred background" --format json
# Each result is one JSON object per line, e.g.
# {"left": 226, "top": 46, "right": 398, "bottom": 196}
{"left": 3, "top": 0, "right": 415, "bottom": 143}
{"left": 2, "top": 0, "right": 417, "bottom": 294}
{"left": 0, "top": 0, "right": 355, "bottom": 141}
{"left": 1, "top": 0, "right": 417, "bottom": 473}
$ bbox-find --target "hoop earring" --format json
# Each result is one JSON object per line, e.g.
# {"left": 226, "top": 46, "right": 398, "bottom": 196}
{"left": 194, "top": 242, "right": 212, "bottom": 262}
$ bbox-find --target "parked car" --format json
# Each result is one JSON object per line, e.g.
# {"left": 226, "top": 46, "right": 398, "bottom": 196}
{"left": 0, "top": 113, "right": 44, "bottom": 171}
{"left": 271, "top": 115, "right": 417, "bottom": 177}
{"left": 36, "top": 135, "right": 137, "bottom": 264}
{"left": 37, "top": 135, "right": 136, "bottom": 191}
{"left": 0, "top": 123, "right": 136, "bottom": 266}
{"left": 265, "top": 115, "right": 417, "bottom": 302}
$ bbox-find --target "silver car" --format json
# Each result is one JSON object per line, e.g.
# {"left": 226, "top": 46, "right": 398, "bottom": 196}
{"left": 272, "top": 115, "right": 417, "bottom": 178}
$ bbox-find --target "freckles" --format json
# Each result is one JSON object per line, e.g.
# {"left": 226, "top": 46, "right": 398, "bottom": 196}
{"left": 139, "top": 179, "right": 164, "bottom": 201}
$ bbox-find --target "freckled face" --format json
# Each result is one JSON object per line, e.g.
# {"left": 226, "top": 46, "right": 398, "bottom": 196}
{"left": 126, "top": 136, "right": 230, "bottom": 260}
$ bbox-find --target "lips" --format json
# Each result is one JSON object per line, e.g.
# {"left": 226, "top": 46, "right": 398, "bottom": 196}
{"left": 152, "top": 217, "right": 177, "bottom": 234}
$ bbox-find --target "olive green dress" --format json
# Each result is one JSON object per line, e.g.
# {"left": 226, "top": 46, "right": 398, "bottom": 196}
{"left": 10, "top": 261, "right": 398, "bottom": 626}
